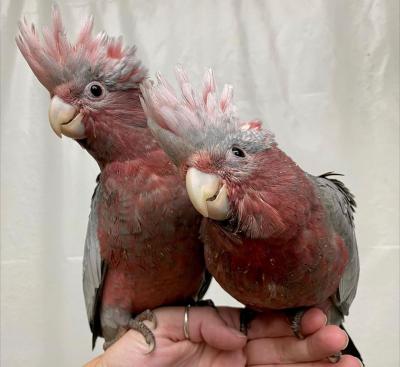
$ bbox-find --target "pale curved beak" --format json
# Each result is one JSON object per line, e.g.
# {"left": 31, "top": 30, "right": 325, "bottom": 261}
{"left": 186, "top": 167, "right": 230, "bottom": 220}
{"left": 48, "top": 96, "right": 86, "bottom": 139}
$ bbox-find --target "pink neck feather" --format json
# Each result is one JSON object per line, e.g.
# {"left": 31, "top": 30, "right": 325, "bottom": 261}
{"left": 230, "top": 147, "right": 316, "bottom": 241}
{"left": 80, "top": 89, "right": 160, "bottom": 169}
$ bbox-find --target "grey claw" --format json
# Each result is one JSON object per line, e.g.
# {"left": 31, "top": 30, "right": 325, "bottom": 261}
{"left": 328, "top": 352, "right": 342, "bottom": 363}
{"left": 144, "top": 336, "right": 155, "bottom": 355}
{"left": 290, "top": 310, "right": 305, "bottom": 339}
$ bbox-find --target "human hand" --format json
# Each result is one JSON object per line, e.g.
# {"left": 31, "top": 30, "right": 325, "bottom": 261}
{"left": 84, "top": 306, "right": 362, "bottom": 367}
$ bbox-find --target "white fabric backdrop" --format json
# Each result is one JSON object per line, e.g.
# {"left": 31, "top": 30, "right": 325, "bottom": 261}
{"left": 1, "top": 0, "right": 398, "bottom": 366}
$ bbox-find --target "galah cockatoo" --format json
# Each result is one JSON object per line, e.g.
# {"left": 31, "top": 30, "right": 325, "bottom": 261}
{"left": 141, "top": 68, "right": 360, "bottom": 361}
{"left": 16, "top": 8, "right": 210, "bottom": 351}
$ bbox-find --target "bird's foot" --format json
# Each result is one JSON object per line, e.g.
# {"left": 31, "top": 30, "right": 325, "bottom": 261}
{"left": 239, "top": 308, "right": 257, "bottom": 335}
{"left": 288, "top": 309, "right": 342, "bottom": 363}
{"left": 128, "top": 309, "right": 157, "bottom": 353}
{"left": 103, "top": 309, "right": 157, "bottom": 353}
{"left": 134, "top": 309, "right": 158, "bottom": 329}
{"left": 288, "top": 308, "right": 306, "bottom": 339}
{"left": 328, "top": 352, "right": 342, "bottom": 363}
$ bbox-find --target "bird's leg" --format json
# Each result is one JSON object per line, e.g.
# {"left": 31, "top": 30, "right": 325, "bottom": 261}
{"left": 239, "top": 308, "right": 257, "bottom": 335}
{"left": 103, "top": 327, "right": 127, "bottom": 350}
{"left": 134, "top": 309, "right": 158, "bottom": 329}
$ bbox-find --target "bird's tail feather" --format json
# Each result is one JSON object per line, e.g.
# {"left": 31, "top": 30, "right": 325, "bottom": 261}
{"left": 340, "top": 324, "right": 364, "bottom": 365}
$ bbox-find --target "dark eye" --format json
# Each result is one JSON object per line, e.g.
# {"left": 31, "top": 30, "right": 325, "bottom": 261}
{"left": 231, "top": 147, "right": 246, "bottom": 157}
{"left": 90, "top": 83, "right": 103, "bottom": 97}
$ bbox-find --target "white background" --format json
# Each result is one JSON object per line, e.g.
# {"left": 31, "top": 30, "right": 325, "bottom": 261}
{"left": 1, "top": 0, "right": 398, "bottom": 366}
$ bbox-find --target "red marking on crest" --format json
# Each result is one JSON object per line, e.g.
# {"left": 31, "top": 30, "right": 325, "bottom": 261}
{"left": 241, "top": 120, "right": 262, "bottom": 131}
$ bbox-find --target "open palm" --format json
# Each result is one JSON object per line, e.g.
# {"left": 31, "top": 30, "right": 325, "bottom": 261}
{"left": 89, "top": 306, "right": 361, "bottom": 367}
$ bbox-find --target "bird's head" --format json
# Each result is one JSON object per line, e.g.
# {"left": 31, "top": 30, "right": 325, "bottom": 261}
{"left": 141, "top": 68, "right": 277, "bottom": 223}
{"left": 16, "top": 5, "right": 149, "bottom": 165}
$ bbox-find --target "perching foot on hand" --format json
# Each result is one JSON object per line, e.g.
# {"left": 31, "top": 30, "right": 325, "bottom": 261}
{"left": 288, "top": 308, "right": 306, "bottom": 339}
{"left": 288, "top": 308, "right": 343, "bottom": 364}
{"left": 128, "top": 309, "right": 157, "bottom": 353}
{"left": 103, "top": 309, "right": 157, "bottom": 353}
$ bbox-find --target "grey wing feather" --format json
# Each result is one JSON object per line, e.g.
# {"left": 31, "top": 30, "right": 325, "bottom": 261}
{"left": 311, "top": 172, "right": 360, "bottom": 321}
{"left": 82, "top": 177, "right": 106, "bottom": 347}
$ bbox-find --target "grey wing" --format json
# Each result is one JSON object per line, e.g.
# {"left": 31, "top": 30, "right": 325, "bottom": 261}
{"left": 311, "top": 173, "right": 360, "bottom": 321}
{"left": 82, "top": 177, "right": 107, "bottom": 348}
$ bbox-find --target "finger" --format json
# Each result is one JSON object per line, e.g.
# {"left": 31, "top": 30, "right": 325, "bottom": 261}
{"left": 248, "top": 354, "right": 363, "bottom": 367}
{"left": 246, "top": 325, "right": 348, "bottom": 365}
{"left": 247, "top": 308, "right": 327, "bottom": 339}
{"left": 155, "top": 306, "right": 247, "bottom": 350}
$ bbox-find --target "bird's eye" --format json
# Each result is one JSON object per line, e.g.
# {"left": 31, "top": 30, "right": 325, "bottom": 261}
{"left": 231, "top": 147, "right": 246, "bottom": 157}
{"left": 85, "top": 82, "right": 106, "bottom": 99}
{"left": 90, "top": 83, "right": 103, "bottom": 97}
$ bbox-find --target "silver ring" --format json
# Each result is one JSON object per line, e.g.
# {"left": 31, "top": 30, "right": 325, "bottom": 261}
{"left": 183, "top": 305, "right": 191, "bottom": 340}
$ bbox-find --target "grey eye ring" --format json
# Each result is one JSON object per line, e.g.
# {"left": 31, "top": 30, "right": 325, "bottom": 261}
{"left": 86, "top": 81, "right": 106, "bottom": 99}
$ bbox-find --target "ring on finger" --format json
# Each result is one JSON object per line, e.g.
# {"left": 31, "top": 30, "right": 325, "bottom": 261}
{"left": 183, "top": 305, "right": 191, "bottom": 340}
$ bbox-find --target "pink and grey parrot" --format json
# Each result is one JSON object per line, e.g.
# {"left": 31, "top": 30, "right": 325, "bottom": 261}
{"left": 16, "top": 8, "right": 210, "bottom": 350}
{"left": 141, "top": 68, "right": 360, "bottom": 359}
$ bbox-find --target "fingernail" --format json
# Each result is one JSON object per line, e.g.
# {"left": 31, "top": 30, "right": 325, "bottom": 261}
{"left": 229, "top": 327, "right": 247, "bottom": 339}
{"left": 356, "top": 358, "right": 364, "bottom": 367}
{"left": 322, "top": 313, "right": 328, "bottom": 325}
{"left": 341, "top": 333, "right": 349, "bottom": 350}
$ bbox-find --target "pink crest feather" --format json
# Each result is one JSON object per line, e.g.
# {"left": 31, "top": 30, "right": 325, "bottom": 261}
{"left": 16, "top": 4, "right": 147, "bottom": 92}
{"left": 140, "top": 67, "right": 239, "bottom": 139}
{"left": 140, "top": 67, "right": 276, "bottom": 166}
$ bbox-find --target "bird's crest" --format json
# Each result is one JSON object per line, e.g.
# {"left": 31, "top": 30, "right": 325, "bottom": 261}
{"left": 140, "top": 67, "right": 274, "bottom": 164}
{"left": 141, "top": 67, "right": 239, "bottom": 139}
{"left": 16, "top": 4, "right": 147, "bottom": 92}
